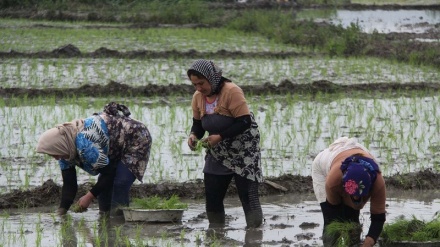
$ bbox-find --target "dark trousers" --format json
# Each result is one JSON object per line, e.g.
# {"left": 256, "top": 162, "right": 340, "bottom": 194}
{"left": 98, "top": 161, "right": 136, "bottom": 214}
{"left": 204, "top": 173, "right": 263, "bottom": 228}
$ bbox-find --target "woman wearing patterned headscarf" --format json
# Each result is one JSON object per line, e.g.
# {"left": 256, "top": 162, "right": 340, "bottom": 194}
{"left": 36, "top": 102, "right": 152, "bottom": 216}
{"left": 187, "top": 59, "right": 263, "bottom": 228}
{"left": 312, "top": 137, "right": 386, "bottom": 247}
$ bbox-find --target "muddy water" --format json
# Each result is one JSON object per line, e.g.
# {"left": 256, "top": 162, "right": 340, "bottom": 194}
{"left": 2, "top": 190, "right": 440, "bottom": 247}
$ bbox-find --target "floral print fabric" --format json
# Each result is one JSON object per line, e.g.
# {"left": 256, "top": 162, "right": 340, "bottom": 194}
{"left": 207, "top": 114, "right": 263, "bottom": 183}
{"left": 341, "top": 156, "right": 380, "bottom": 197}
{"left": 58, "top": 109, "right": 152, "bottom": 183}
{"left": 101, "top": 113, "right": 152, "bottom": 182}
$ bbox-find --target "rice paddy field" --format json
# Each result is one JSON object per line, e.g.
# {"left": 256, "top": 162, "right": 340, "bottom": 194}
{"left": 0, "top": 1, "right": 439, "bottom": 246}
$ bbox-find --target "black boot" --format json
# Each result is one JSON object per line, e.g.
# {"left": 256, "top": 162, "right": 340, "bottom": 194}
{"left": 244, "top": 228, "right": 263, "bottom": 247}
{"left": 245, "top": 210, "right": 263, "bottom": 228}
{"left": 207, "top": 211, "right": 225, "bottom": 228}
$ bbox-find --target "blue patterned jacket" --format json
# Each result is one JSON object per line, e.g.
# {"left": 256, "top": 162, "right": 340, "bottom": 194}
{"left": 59, "top": 115, "right": 109, "bottom": 175}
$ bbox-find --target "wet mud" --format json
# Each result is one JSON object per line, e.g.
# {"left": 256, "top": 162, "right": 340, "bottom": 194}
{"left": 1, "top": 169, "right": 439, "bottom": 210}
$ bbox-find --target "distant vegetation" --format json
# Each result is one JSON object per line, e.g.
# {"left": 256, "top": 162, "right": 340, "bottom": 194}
{"left": 1, "top": 0, "right": 438, "bottom": 67}
{"left": 0, "top": 0, "right": 349, "bottom": 9}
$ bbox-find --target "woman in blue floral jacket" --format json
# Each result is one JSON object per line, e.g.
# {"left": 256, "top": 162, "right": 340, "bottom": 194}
{"left": 36, "top": 102, "right": 152, "bottom": 216}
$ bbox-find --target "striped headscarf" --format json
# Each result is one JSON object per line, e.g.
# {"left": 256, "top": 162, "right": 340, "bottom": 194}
{"left": 188, "top": 59, "right": 223, "bottom": 96}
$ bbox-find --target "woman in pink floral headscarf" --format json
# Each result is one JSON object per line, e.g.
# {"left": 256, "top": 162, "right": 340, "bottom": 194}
{"left": 312, "top": 137, "right": 386, "bottom": 247}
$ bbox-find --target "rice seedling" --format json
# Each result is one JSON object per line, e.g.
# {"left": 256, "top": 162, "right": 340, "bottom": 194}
{"left": 0, "top": 85, "right": 439, "bottom": 189}
{"left": 380, "top": 215, "right": 440, "bottom": 245}
{"left": 324, "top": 221, "right": 362, "bottom": 247}
{"left": 1, "top": 56, "right": 438, "bottom": 89}
{"left": 131, "top": 195, "right": 188, "bottom": 210}
{"left": 133, "top": 224, "right": 144, "bottom": 246}
{"left": 35, "top": 215, "right": 43, "bottom": 247}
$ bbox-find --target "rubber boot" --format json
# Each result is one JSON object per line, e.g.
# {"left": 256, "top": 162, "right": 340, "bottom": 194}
{"left": 244, "top": 228, "right": 263, "bottom": 247}
{"left": 206, "top": 212, "right": 226, "bottom": 244}
{"left": 207, "top": 211, "right": 225, "bottom": 228}
{"left": 245, "top": 210, "right": 263, "bottom": 228}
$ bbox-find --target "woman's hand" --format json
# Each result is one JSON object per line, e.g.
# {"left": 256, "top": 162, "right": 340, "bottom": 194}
{"left": 188, "top": 133, "right": 198, "bottom": 151}
{"left": 201, "top": 134, "right": 222, "bottom": 148}
{"left": 78, "top": 192, "right": 95, "bottom": 209}
{"left": 362, "top": 236, "right": 375, "bottom": 247}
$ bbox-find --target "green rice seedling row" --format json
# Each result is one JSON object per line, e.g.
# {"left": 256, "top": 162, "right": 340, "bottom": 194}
{"left": 0, "top": 94, "right": 439, "bottom": 192}
{"left": 1, "top": 57, "right": 438, "bottom": 89}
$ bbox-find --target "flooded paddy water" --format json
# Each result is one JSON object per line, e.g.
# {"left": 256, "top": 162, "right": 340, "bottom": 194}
{"left": 326, "top": 9, "right": 439, "bottom": 34}
{"left": 0, "top": 2, "right": 439, "bottom": 246}
{"left": 1, "top": 95, "right": 440, "bottom": 188}
{"left": 2, "top": 190, "right": 440, "bottom": 246}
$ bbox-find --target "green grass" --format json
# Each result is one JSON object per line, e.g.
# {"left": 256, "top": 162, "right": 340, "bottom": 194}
{"left": 1, "top": 57, "right": 437, "bottom": 89}
{"left": 381, "top": 215, "right": 440, "bottom": 243}
{"left": 70, "top": 203, "right": 87, "bottom": 213}
{"left": 1, "top": 93, "right": 440, "bottom": 187}
{"left": 131, "top": 195, "right": 188, "bottom": 210}
{"left": 194, "top": 140, "right": 210, "bottom": 153}
{"left": 325, "top": 221, "right": 362, "bottom": 247}
{"left": 0, "top": 24, "right": 299, "bottom": 53}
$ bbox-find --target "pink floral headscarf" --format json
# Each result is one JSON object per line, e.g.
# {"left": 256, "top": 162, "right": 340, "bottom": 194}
{"left": 341, "top": 156, "right": 378, "bottom": 197}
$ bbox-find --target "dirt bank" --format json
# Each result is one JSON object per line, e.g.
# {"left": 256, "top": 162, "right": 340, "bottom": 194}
{"left": 1, "top": 80, "right": 439, "bottom": 100}
{"left": 0, "top": 169, "right": 438, "bottom": 209}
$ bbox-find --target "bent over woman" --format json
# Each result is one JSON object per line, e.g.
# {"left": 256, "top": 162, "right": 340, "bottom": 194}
{"left": 36, "top": 102, "right": 152, "bottom": 216}
{"left": 312, "top": 137, "right": 386, "bottom": 247}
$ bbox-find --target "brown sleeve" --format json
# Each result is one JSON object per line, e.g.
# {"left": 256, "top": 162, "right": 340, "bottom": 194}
{"left": 370, "top": 173, "right": 386, "bottom": 214}
{"left": 192, "top": 91, "right": 202, "bottom": 120}
{"left": 221, "top": 83, "right": 250, "bottom": 117}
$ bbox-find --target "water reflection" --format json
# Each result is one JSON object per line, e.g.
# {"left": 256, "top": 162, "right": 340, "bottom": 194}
{"left": 244, "top": 228, "right": 263, "bottom": 247}
{"left": 2, "top": 192, "right": 440, "bottom": 246}
{"left": 205, "top": 225, "right": 263, "bottom": 247}
{"left": 330, "top": 10, "right": 440, "bottom": 33}
{"left": 59, "top": 216, "right": 77, "bottom": 247}
{"left": 59, "top": 213, "right": 126, "bottom": 247}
